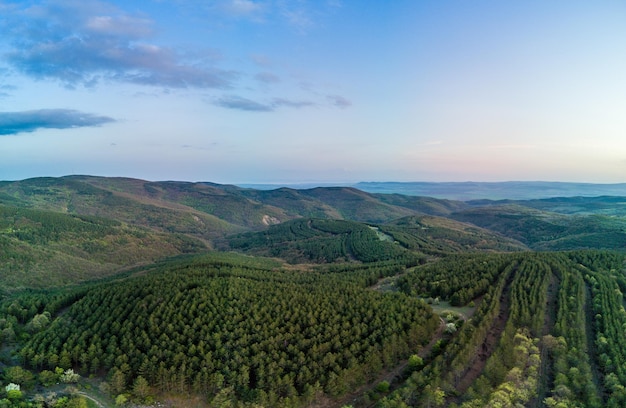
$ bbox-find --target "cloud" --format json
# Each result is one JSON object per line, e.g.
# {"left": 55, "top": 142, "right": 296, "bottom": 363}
{"left": 281, "top": 8, "right": 313, "bottom": 32}
{"left": 255, "top": 72, "right": 281, "bottom": 84}
{"left": 3, "top": 1, "right": 236, "bottom": 89}
{"left": 250, "top": 54, "right": 273, "bottom": 67}
{"left": 215, "top": 95, "right": 273, "bottom": 112}
{"left": 0, "top": 85, "right": 14, "bottom": 98}
{"left": 178, "top": 0, "right": 342, "bottom": 32}
{"left": 214, "top": 95, "right": 315, "bottom": 111}
{"left": 0, "top": 109, "right": 116, "bottom": 135}
{"left": 327, "top": 94, "right": 352, "bottom": 108}
{"left": 272, "top": 98, "right": 314, "bottom": 108}
{"left": 219, "top": 0, "right": 264, "bottom": 18}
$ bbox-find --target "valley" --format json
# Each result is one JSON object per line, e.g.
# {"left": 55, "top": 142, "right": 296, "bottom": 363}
{"left": 0, "top": 176, "right": 625, "bottom": 407}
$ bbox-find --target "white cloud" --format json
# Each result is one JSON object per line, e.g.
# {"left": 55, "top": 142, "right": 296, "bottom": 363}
{"left": 3, "top": 0, "right": 237, "bottom": 89}
{"left": 222, "top": 0, "right": 264, "bottom": 17}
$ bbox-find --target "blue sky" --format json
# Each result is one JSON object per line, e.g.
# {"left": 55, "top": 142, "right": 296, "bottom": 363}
{"left": 1, "top": 0, "right": 625, "bottom": 183}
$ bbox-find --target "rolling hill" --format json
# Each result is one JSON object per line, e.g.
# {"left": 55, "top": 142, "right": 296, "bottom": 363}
{"left": 452, "top": 204, "right": 626, "bottom": 251}
{"left": 0, "top": 176, "right": 624, "bottom": 290}
{"left": 0, "top": 204, "right": 205, "bottom": 290}
{"left": 0, "top": 175, "right": 626, "bottom": 407}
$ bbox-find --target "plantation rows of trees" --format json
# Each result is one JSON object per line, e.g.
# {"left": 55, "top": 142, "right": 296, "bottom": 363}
{"left": 374, "top": 254, "right": 518, "bottom": 407}
{"left": 379, "top": 216, "right": 524, "bottom": 254}
{"left": 2, "top": 244, "right": 625, "bottom": 407}
{"left": 228, "top": 218, "right": 411, "bottom": 264}
{"left": 546, "top": 255, "right": 599, "bottom": 407}
{"left": 17, "top": 258, "right": 439, "bottom": 407}
{"left": 396, "top": 253, "right": 515, "bottom": 305}
{"left": 586, "top": 269, "right": 626, "bottom": 406}
{"left": 459, "top": 255, "right": 551, "bottom": 407}
{"left": 378, "top": 251, "right": 626, "bottom": 408}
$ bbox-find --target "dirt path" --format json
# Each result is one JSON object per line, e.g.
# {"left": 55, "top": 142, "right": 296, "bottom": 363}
{"left": 77, "top": 391, "right": 109, "bottom": 408}
{"left": 453, "top": 270, "right": 515, "bottom": 394}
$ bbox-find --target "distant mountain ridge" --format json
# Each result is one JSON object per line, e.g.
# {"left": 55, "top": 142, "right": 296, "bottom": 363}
{"left": 234, "top": 181, "right": 626, "bottom": 200}
{"left": 355, "top": 181, "right": 626, "bottom": 200}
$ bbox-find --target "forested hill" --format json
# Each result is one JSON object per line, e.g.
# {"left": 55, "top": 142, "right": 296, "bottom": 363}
{"left": 0, "top": 176, "right": 467, "bottom": 229}
{"left": 1, "top": 176, "right": 626, "bottom": 408}
{"left": 0, "top": 175, "right": 625, "bottom": 290}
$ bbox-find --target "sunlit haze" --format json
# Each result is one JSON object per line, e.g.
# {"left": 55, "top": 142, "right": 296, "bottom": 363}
{"left": 1, "top": 1, "right": 625, "bottom": 184}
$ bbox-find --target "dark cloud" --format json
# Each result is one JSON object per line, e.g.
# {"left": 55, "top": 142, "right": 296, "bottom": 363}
{"left": 3, "top": 1, "right": 236, "bottom": 89}
{"left": 0, "top": 109, "right": 116, "bottom": 135}
{"left": 327, "top": 94, "right": 352, "bottom": 108}
{"left": 214, "top": 95, "right": 315, "bottom": 111}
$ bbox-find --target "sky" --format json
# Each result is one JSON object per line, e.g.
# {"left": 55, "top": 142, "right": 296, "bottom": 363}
{"left": 1, "top": 0, "right": 626, "bottom": 184}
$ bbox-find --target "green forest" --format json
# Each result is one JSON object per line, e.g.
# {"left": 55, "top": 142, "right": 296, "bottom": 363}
{"left": 0, "top": 176, "right": 625, "bottom": 407}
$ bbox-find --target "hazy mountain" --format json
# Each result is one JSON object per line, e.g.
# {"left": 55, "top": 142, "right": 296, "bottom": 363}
{"left": 354, "top": 181, "right": 626, "bottom": 200}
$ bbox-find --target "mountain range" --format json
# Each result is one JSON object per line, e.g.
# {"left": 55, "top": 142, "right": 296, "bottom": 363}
{"left": 1, "top": 175, "right": 624, "bottom": 290}
{"left": 242, "top": 181, "right": 626, "bottom": 200}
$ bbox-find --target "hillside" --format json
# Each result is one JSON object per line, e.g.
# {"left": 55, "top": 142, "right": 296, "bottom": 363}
{"left": 0, "top": 176, "right": 242, "bottom": 238}
{"left": 386, "top": 250, "right": 626, "bottom": 407}
{"left": 452, "top": 204, "right": 626, "bottom": 251}
{"left": 469, "top": 195, "right": 626, "bottom": 216}
{"left": 380, "top": 215, "right": 527, "bottom": 254}
{"left": 1, "top": 175, "right": 626, "bottom": 407}
{"left": 227, "top": 216, "right": 527, "bottom": 263}
{"left": 0, "top": 176, "right": 433, "bottom": 230}
{"left": 0, "top": 176, "right": 624, "bottom": 290}
{"left": 228, "top": 218, "right": 413, "bottom": 264}
{"left": 0, "top": 204, "right": 205, "bottom": 290}
{"left": 3, "top": 250, "right": 626, "bottom": 407}
{"left": 14, "top": 253, "right": 438, "bottom": 407}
